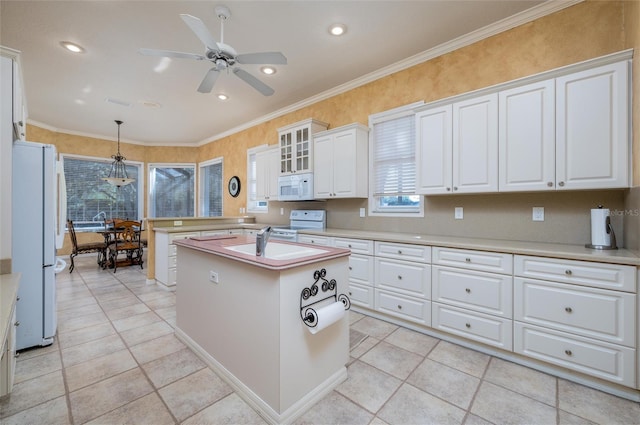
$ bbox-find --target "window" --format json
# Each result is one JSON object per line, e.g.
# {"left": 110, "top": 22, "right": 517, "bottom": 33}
{"left": 246, "top": 145, "right": 268, "bottom": 213}
{"left": 62, "top": 154, "right": 143, "bottom": 229}
{"left": 369, "top": 102, "right": 424, "bottom": 217}
{"left": 199, "top": 158, "right": 223, "bottom": 217}
{"left": 149, "top": 164, "right": 196, "bottom": 218}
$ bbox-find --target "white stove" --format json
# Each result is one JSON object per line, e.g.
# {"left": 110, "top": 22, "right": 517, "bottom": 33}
{"left": 270, "top": 210, "right": 326, "bottom": 242}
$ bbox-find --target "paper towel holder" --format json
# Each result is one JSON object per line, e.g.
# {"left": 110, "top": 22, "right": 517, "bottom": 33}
{"left": 585, "top": 215, "right": 618, "bottom": 250}
{"left": 300, "top": 268, "right": 350, "bottom": 329}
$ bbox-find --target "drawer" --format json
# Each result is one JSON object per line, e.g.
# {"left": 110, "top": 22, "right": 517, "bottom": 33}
{"left": 347, "top": 282, "right": 374, "bottom": 309}
{"left": 375, "top": 257, "right": 431, "bottom": 298}
{"left": 375, "top": 289, "right": 431, "bottom": 325}
{"left": 228, "top": 229, "right": 244, "bottom": 235}
{"left": 169, "top": 232, "right": 200, "bottom": 244}
{"left": 514, "top": 278, "right": 636, "bottom": 347}
{"left": 432, "top": 247, "right": 512, "bottom": 274}
{"left": 298, "top": 234, "right": 332, "bottom": 246}
{"left": 514, "top": 322, "right": 635, "bottom": 387}
{"left": 514, "top": 255, "right": 636, "bottom": 292}
{"left": 168, "top": 268, "right": 177, "bottom": 286}
{"left": 432, "top": 303, "right": 513, "bottom": 350}
{"left": 201, "top": 230, "right": 230, "bottom": 236}
{"left": 375, "top": 241, "right": 431, "bottom": 263}
{"left": 168, "top": 256, "right": 177, "bottom": 269}
{"left": 349, "top": 254, "right": 374, "bottom": 285}
{"left": 334, "top": 238, "right": 374, "bottom": 255}
{"left": 432, "top": 266, "right": 513, "bottom": 318}
{"left": 169, "top": 244, "right": 177, "bottom": 256}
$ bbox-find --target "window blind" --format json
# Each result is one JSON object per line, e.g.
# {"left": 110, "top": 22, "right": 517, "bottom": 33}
{"left": 372, "top": 114, "right": 416, "bottom": 196}
{"left": 201, "top": 161, "right": 223, "bottom": 217}
{"left": 149, "top": 165, "right": 195, "bottom": 218}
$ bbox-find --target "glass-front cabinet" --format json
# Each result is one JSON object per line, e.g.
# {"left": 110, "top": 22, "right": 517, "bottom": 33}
{"left": 278, "top": 119, "right": 328, "bottom": 175}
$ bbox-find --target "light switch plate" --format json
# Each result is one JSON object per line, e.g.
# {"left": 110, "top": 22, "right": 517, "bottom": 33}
{"left": 454, "top": 207, "right": 463, "bottom": 220}
{"left": 359, "top": 207, "right": 366, "bottom": 218}
{"left": 532, "top": 207, "right": 545, "bottom": 221}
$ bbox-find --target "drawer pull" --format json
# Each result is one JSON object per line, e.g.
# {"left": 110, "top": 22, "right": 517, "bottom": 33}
{"left": 14, "top": 321, "right": 20, "bottom": 327}
{"left": 465, "top": 288, "right": 471, "bottom": 293}
{"left": 565, "top": 307, "right": 573, "bottom": 313}
{"left": 349, "top": 266, "right": 352, "bottom": 270}
{"left": 565, "top": 270, "right": 572, "bottom": 276}
{"left": 397, "top": 305, "right": 403, "bottom": 310}
{"left": 465, "top": 323, "right": 471, "bottom": 328}
{"left": 348, "top": 244, "right": 352, "bottom": 248}
{"left": 397, "top": 250, "right": 403, "bottom": 255}
{"left": 465, "top": 258, "right": 471, "bottom": 263}
{"left": 349, "top": 292, "right": 352, "bottom": 296}
{"left": 14, "top": 352, "right": 19, "bottom": 358}
{"left": 397, "top": 275, "right": 402, "bottom": 280}
{"left": 564, "top": 349, "right": 573, "bottom": 356}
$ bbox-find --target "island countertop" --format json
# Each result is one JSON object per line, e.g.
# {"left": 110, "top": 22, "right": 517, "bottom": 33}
{"left": 173, "top": 235, "right": 350, "bottom": 271}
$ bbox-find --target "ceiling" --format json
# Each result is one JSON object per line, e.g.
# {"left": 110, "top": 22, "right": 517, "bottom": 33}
{"left": 1, "top": 0, "right": 560, "bottom": 147}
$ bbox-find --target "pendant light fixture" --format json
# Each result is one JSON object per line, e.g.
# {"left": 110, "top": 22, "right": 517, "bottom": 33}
{"left": 102, "top": 120, "right": 135, "bottom": 187}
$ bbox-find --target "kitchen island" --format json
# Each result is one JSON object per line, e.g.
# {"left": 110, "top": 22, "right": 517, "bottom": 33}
{"left": 173, "top": 235, "right": 351, "bottom": 424}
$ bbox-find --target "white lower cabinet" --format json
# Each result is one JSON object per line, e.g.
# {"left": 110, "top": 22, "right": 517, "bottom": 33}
{"left": 155, "top": 231, "right": 200, "bottom": 289}
{"left": 376, "top": 289, "right": 431, "bottom": 325}
{"left": 298, "top": 234, "right": 332, "bottom": 246}
{"left": 432, "top": 303, "right": 512, "bottom": 350}
{"left": 514, "top": 255, "right": 636, "bottom": 387}
{"left": 333, "top": 238, "right": 374, "bottom": 309}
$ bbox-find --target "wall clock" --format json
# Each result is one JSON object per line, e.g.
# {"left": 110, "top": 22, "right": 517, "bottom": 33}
{"left": 228, "top": 176, "right": 241, "bottom": 197}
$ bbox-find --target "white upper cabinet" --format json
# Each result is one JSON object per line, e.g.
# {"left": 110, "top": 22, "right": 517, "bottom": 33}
{"left": 416, "top": 105, "right": 453, "bottom": 194}
{"left": 556, "top": 61, "right": 629, "bottom": 190}
{"left": 499, "top": 79, "right": 556, "bottom": 191}
{"left": 278, "top": 119, "right": 328, "bottom": 175}
{"left": 452, "top": 93, "right": 498, "bottom": 193}
{"left": 313, "top": 123, "right": 369, "bottom": 199}
{"left": 255, "top": 146, "right": 279, "bottom": 201}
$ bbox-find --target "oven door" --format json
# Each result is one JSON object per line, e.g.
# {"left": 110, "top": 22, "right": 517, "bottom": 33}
{"left": 270, "top": 228, "right": 298, "bottom": 242}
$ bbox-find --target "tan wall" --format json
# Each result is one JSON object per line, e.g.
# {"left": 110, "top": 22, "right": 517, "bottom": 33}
{"left": 28, "top": 1, "right": 640, "bottom": 250}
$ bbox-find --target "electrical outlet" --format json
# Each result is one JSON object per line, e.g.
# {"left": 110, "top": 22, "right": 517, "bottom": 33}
{"left": 532, "top": 207, "right": 545, "bottom": 221}
{"left": 454, "top": 207, "right": 463, "bottom": 220}
{"left": 359, "top": 207, "right": 366, "bottom": 218}
{"left": 280, "top": 208, "right": 284, "bottom": 215}
{"left": 209, "top": 270, "right": 219, "bottom": 283}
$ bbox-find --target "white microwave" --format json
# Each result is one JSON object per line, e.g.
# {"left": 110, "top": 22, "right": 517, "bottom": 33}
{"left": 277, "top": 173, "right": 314, "bottom": 201}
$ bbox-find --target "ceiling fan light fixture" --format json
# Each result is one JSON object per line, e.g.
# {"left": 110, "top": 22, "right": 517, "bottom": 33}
{"left": 260, "top": 66, "right": 276, "bottom": 75}
{"left": 60, "top": 41, "right": 85, "bottom": 53}
{"left": 102, "top": 120, "right": 135, "bottom": 188}
{"left": 329, "top": 23, "right": 347, "bottom": 36}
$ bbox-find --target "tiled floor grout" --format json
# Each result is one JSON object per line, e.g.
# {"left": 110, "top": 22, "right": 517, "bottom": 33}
{"left": 1, "top": 254, "right": 639, "bottom": 424}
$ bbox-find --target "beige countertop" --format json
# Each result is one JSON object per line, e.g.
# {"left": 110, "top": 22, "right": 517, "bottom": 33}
{"left": 0, "top": 273, "right": 20, "bottom": 348}
{"left": 174, "top": 235, "right": 350, "bottom": 271}
{"left": 299, "top": 228, "right": 640, "bottom": 267}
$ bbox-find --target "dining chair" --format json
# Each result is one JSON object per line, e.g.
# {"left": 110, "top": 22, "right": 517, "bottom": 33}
{"left": 106, "top": 220, "right": 144, "bottom": 273}
{"left": 67, "top": 220, "right": 108, "bottom": 273}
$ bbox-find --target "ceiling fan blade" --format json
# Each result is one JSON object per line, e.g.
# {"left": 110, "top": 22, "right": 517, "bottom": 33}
{"left": 197, "top": 68, "right": 220, "bottom": 93}
{"left": 236, "top": 52, "right": 287, "bottom": 65}
{"left": 180, "top": 14, "right": 219, "bottom": 50}
{"left": 138, "top": 48, "right": 205, "bottom": 60}
{"left": 233, "top": 68, "right": 274, "bottom": 96}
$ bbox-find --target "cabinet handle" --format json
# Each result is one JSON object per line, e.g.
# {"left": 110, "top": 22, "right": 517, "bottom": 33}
{"left": 453, "top": 186, "right": 458, "bottom": 191}
{"left": 348, "top": 266, "right": 352, "bottom": 270}
{"left": 16, "top": 296, "right": 20, "bottom": 301}
{"left": 397, "top": 305, "right": 402, "bottom": 310}
{"left": 446, "top": 187, "right": 451, "bottom": 191}
{"left": 565, "top": 307, "right": 573, "bottom": 313}
{"left": 547, "top": 182, "right": 553, "bottom": 187}
{"left": 465, "top": 258, "right": 471, "bottom": 263}
{"left": 14, "top": 352, "right": 19, "bottom": 358}
{"left": 465, "top": 288, "right": 471, "bottom": 293}
{"left": 465, "top": 323, "right": 471, "bottom": 328}
{"left": 397, "top": 275, "right": 402, "bottom": 280}
{"left": 349, "top": 291, "right": 352, "bottom": 296}
{"left": 558, "top": 181, "right": 565, "bottom": 187}
{"left": 564, "top": 349, "right": 572, "bottom": 356}
{"left": 397, "top": 250, "right": 403, "bottom": 255}
{"left": 565, "top": 270, "right": 572, "bottom": 276}
{"left": 14, "top": 321, "right": 20, "bottom": 327}
{"left": 348, "top": 244, "right": 352, "bottom": 248}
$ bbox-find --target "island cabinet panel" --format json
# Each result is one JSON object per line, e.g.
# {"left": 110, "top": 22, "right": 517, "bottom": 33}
{"left": 155, "top": 231, "right": 200, "bottom": 289}
{"left": 175, "top": 244, "right": 349, "bottom": 423}
{"left": 334, "top": 237, "right": 374, "bottom": 309}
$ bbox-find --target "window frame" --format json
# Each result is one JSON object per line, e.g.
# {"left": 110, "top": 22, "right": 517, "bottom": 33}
{"left": 198, "top": 157, "right": 224, "bottom": 217}
{"left": 148, "top": 162, "right": 197, "bottom": 218}
{"left": 368, "top": 101, "right": 425, "bottom": 218}
{"left": 246, "top": 144, "right": 270, "bottom": 214}
{"left": 60, "top": 153, "right": 144, "bottom": 230}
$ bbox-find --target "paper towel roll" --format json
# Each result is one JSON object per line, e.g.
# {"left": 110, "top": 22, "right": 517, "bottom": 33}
{"left": 306, "top": 302, "right": 345, "bottom": 335}
{"left": 590, "top": 208, "right": 610, "bottom": 247}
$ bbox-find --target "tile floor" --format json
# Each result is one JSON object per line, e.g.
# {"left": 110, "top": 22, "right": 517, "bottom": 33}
{"left": 1, "top": 254, "right": 639, "bottom": 424}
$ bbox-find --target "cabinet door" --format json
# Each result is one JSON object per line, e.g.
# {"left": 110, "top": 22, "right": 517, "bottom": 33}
{"left": 295, "top": 126, "right": 311, "bottom": 172}
{"left": 499, "top": 79, "right": 555, "bottom": 191}
{"left": 416, "top": 105, "right": 453, "bottom": 194}
{"left": 332, "top": 130, "right": 358, "bottom": 197}
{"left": 265, "top": 148, "right": 279, "bottom": 199}
{"left": 255, "top": 150, "right": 269, "bottom": 200}
{"left": 313, "top": 134, "right": 333, "bottom": 198}
{"left": 279, "top": 131, "right": 293, "bottom": 174}
{"left": 556, "top": 61, "right": 629, "bottom": 190}
{"left": 453, "top": 93, "right": 498, "bottom": 193}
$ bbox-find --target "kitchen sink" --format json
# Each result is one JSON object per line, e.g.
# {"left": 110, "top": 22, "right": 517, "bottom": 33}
{"left": 225, "top": 242, "right": 328, "bottom": 260}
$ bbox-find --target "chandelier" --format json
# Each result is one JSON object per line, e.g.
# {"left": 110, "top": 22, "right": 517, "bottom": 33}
{"left": 102, "top": 120, "right": 135, "bottom": 187}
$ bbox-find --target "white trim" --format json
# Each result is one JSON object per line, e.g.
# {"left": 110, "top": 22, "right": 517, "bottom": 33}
{"left": 368, "top": 101, "right": 425, "bottom": 125}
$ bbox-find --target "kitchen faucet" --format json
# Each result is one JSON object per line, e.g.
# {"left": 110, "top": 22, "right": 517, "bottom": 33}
{"left": 256, "top": 226, "right": 272, "bottom": 257}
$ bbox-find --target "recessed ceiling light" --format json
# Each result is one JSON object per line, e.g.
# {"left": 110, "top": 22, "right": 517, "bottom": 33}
{"left": 60, "top": 41, "right": 85, "bottom": 53}
{"left": 217, "top": 94, "right": 228, "bottom": 101}
{"left": 329, "top": 23, "right": 347, "bottom": 36}
{"left": 140, "top": 100, "right": 161, "bottom": 109}
{"left": 260, "top": 66, "right": 276, "bottom": 75}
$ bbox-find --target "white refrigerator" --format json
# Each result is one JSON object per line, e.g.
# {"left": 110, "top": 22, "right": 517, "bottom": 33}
{"left": 12, "top": 140, "right": 65, "bottom": 350}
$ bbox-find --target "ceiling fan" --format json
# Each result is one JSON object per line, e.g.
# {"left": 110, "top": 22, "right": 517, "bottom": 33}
{"left": 139, "top": 5, "right": 286, "bottom": 96}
